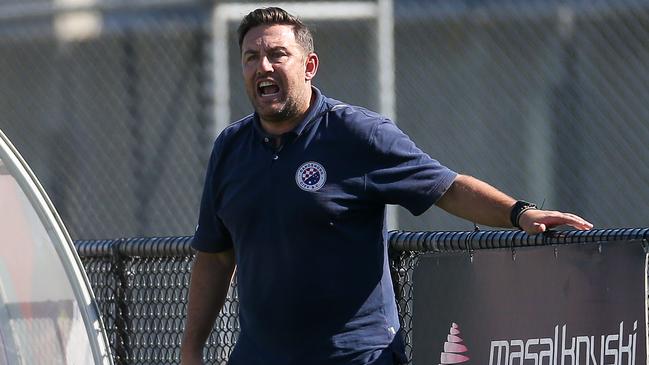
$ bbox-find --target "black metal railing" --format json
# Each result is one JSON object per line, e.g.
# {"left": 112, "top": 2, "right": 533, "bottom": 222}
{"left": 75, "top": 228, "right": 649, "bottom": 364}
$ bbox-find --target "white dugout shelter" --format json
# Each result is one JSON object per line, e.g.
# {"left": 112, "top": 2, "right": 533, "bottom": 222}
{"left": 0, "top": 129, "right": 112, "bottom": 364}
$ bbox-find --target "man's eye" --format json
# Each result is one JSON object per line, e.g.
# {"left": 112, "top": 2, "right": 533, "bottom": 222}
{"left": 271, "top": 52, "right": 287, "bottom": 60}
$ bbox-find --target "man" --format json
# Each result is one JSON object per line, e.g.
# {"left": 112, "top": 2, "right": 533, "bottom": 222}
{"left": 181, "top": 7, "right": 592, "bottom": 365}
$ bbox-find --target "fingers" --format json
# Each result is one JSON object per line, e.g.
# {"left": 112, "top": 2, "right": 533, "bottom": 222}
{"left": 558, "top": 212, "right": 593, "bottom": 230}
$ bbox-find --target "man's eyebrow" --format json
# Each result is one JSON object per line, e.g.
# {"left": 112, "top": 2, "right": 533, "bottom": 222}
{"left": 243, "top": 46, "right": 289, "bottom": 55}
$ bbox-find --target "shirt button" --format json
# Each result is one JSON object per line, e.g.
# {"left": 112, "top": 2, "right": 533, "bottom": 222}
{"left": 273, "top": 155, "right": 279, "bottom": 160}
{"left": 263, "top": 137, "right": 269, "bottom": 143}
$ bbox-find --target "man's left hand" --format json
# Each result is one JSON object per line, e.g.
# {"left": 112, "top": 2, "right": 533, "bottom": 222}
{"left": 518, "top": 209, "right": 593, "bottom": 235}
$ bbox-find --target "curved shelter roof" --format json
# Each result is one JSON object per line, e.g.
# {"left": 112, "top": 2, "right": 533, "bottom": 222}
{"left": 0, "top": 129, "right": 111, "bottom": 364}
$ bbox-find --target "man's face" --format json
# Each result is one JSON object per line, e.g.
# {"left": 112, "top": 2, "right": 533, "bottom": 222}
{"left": 241, "top": 24, "right": 317, "bottom": 126}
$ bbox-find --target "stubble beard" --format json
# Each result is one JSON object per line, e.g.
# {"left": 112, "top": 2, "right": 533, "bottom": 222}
{"left": 254, "top": 87, "right": 308, "bottom": 125}
{"left": 257, "top": 98, "right": 300, "bottom": 124}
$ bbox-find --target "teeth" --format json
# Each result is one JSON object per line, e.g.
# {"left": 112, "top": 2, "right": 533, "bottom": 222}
{"left": 259, "top": 81, "right": 275, "bottom": 87}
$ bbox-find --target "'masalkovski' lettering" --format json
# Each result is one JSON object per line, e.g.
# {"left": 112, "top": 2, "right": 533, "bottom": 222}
{"left": 488, "top": 321, "right": 638, "bottom": 365}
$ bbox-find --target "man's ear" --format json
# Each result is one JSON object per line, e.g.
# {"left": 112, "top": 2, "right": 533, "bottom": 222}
{"left": 304, "top": 52, "right": 319, "bottom": 81}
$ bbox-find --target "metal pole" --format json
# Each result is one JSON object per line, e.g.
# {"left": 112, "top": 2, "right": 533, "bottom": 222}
{"left": 377, "top": 0, "right": 399, "bottom": 230}
{"left": 211, "top": 5, "right": 231, "bottom": 138}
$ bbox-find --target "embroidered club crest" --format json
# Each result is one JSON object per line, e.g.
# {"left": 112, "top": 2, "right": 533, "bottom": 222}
{"left": 295, "top": 161, "right": 327, "bottom": 192}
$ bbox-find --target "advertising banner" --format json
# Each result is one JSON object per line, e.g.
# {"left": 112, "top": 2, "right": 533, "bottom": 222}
{"left": 412, "top": 240, "right": 647, "bottom": 365}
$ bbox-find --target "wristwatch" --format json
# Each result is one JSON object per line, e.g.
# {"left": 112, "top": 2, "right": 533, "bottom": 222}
{"left": 510, "top": 200, "right": 538, "bottom": 229}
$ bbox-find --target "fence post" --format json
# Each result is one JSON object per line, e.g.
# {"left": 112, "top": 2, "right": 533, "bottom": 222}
{"left": 111, "top": 238, "right": 132, "bottom": 364}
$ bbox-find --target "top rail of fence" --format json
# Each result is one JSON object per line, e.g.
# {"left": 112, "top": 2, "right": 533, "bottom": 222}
{"left": 389, "top": 228, "right": 649, "bottom": 252}
{"left": 73, "top": 228, "right": 649, "bottom": 257}
{"left": 74, "top": 236, "right": 194, "bottom": 257}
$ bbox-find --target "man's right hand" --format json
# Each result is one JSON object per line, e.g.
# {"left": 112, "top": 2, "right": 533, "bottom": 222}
{"left": 180, "top": 249, "right": 236, "bottom": 365}
{"left": 180, "top": 350, "right": 204, "bottom": 365}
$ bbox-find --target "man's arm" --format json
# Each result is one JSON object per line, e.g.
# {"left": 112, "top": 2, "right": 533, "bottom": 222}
{"left": 181, "top": 249, "right": 236, "bottom": 365}
{"left": 436, "top": 174, "right": 593, "bottom": 234}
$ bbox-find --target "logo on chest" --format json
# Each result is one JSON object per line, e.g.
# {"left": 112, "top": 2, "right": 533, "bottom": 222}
{"left": 295, "top": 161, "right": 327, "bottom": 192}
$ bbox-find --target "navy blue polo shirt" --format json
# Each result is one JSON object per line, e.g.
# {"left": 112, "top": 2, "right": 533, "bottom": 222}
{"left": 193, "top": 87, "right": 457, "bottom": 365}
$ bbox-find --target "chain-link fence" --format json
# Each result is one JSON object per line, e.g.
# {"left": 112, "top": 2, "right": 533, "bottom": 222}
{"left": 0, "top": 1, "right": 212, "bottom": 240}
{"left": 1, "top": 0, "right": 649, "bottom": 240}
{"left": 393, "top": 0, "right": 649, "bottom": 233}
{"left": 75, "top": 236, "right": 240, "bottom": 364}
{"left": 74, "top": 228, "right": 649, "bottom": 364}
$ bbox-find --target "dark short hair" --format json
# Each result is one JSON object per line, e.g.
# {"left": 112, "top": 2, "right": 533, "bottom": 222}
{"left": 237, "top": 7, "right": 314, "bottom": 53}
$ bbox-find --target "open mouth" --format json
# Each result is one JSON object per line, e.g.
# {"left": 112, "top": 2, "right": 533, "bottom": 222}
{"left": 258, "top": 80, "right": 280, "bottom": 97}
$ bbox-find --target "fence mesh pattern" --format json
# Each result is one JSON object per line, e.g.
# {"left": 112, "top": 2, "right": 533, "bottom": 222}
{"left": 75, "top": 228, "right": 649, "bottom": 365}
{"left": 3, "top": 301, "right": 75, "bottom": 364}
{"left": 75, "top": 237, "right": 239, "bottom": 365}
{"left": 2, "top": 1, "right": 649, "bottom": 241}
{"left": 0, "top": 3, "right": 212, "bottom": 240}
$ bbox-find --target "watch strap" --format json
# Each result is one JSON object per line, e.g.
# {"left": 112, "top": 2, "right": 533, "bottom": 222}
{"left": 510, "top": 200, "right": 538, "bottom": 229}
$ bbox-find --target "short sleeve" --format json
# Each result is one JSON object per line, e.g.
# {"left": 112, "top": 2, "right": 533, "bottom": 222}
{"left": 192, "top": 139, "right": 234, "bottom": 253}
{"left": 366, "top": 120, "right": 457, "bottom": 216}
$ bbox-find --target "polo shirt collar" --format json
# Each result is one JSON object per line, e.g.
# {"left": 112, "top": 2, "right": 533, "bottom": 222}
{"left": 252, "top": 86, "right": 326, "bottom": 142}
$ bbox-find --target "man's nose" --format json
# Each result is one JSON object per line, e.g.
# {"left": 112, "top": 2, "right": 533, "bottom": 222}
{"left": 257, "top": 56, "right": 273, "bottom": 74}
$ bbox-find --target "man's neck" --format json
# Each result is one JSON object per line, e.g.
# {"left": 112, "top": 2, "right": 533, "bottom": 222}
{"left": 260, "top": 115, "right": 302, "bottom": 136}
